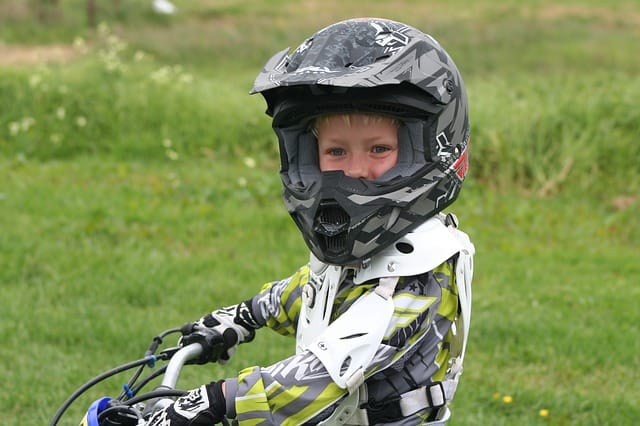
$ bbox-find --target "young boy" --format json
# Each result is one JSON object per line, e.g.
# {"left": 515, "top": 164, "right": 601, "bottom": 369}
{"left": 147, "top": 18, "right": 474, "bottom": 425}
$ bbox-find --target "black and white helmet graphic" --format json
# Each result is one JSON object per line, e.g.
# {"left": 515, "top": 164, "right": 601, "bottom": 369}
{"left": 251, "top": 18, "right": 470, "bottom": 265}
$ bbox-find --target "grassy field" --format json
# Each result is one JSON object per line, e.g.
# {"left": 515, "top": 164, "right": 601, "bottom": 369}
{"left": 1, "top": 1, "right": 639, "bottom": 425}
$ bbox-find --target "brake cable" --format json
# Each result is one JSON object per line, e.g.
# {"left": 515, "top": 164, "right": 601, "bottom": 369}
{"left": 49, "top": 327, "right": 183, "bottom": 426}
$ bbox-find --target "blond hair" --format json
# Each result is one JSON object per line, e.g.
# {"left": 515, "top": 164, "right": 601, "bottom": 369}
{"left": 311, "top": 113, "right": 400, "bottom": 137}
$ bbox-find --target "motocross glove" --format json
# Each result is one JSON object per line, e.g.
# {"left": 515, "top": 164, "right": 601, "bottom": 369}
{"left": 146, "top": 380, "right": 225, "bottom": 426}
{"left": 180, "top": 300, "right": 259, "bottom": 364}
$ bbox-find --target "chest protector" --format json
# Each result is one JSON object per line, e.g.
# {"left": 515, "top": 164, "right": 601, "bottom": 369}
{"left": 296, "top": 214, "right": 474, "bottom": 424}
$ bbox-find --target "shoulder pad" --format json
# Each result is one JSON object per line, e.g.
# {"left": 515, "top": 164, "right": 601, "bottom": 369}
{"left": 353, "top": 215, "right": 463, "bottom": 284}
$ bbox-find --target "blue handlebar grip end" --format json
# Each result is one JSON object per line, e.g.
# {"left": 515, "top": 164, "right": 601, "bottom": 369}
{"left": 80, "top": 397, "right": 111, "bottom": 426}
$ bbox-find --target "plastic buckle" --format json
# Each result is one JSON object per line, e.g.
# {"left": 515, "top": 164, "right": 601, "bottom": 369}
{"left": 426, "top": 382, "right": 447, "bottom": 409}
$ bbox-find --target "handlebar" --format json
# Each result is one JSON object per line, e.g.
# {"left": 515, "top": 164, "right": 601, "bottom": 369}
{"left": 50, "top": 330, "right": 206, "bottom": 426}
{"left": 137, "top": 343, "right": 205, "bottom": 419}
{"left": 160, "top": 343, "right": 203, "bottom": 388}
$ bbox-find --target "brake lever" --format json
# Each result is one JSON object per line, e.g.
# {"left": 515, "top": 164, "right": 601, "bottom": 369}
{"left": 158, "top": 346, "right": 182, "bottom": 360}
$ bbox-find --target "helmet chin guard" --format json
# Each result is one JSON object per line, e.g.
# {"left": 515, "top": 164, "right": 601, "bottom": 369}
{"left": 252, "top": 18, "right": 470, "bottom": 265}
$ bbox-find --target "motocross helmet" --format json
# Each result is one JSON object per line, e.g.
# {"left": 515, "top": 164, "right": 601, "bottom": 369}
{"left": 251, "top": 18, "right": 470, "bottom": 265}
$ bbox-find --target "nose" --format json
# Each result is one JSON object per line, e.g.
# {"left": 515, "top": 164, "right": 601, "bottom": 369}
{"left": 344, "top": 154, "right": 370, "bottom": 179}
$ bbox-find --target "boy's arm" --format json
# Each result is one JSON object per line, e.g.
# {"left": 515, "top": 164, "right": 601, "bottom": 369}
{"left": 250, "top": 264, "right": 309, "bottom": 336}
{"left": 224, "top": 350, "right": 347, "bottom": 424}
{"left": 178, "top": 264, "right": 308, "bottom": 365}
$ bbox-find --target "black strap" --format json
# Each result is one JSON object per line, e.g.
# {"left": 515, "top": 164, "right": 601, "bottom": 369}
{"left": 365, "top": 398, "right": 405, "bottom": 424}
{"left": 365, "top": 382, "right": 445, "bottom": 424}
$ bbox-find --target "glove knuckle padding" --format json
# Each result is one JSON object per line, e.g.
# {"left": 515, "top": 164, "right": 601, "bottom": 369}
{"left": 146, "top": 381, "right": 226, "bottom": 426}
{"left": 202, "top": 314, "right": 220, "bottom": 328}
{"left": 182, "top": 303, "right": 258, "bottom": 364}
{"left": 222, "top": 328, "right": 239, "bottom": 348}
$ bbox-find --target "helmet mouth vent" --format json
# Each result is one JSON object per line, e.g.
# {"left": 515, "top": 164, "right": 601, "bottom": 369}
{"left": 321, "top": 232, "right": 348, "bottom": 257}
{"left": 314, "top": 202, "right": 350, "bottom": 257}
{"left": 314, "top": 203, "right": 349, "bottom": 237}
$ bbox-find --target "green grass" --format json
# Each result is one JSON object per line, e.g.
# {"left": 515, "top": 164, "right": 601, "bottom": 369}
{"left": 1, "top": 1, "right": 639, "bottom": 425}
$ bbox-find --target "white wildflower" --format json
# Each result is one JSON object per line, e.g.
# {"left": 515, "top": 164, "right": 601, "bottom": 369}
{"left": 29, "top": 74, "right": 42, "bottom": 88}
{"left": 166, "top": 149, "right": 179, "bottom": 160}
{"left": 20, "top": 117, "right": 36, "bottom": 131}
{"left": 73, "top": 37, "right": 85, "bottom": 49}
{"left": 244, "top": 157, "right": 256, "bottom": 169}
{"left": 9, "top": 122, "right": 20, "bottom": 136}
{"left": 76, "top": 116, "right": 87, "bottom": 127}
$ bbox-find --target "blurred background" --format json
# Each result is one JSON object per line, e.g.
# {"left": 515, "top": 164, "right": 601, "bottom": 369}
{"left": 1, "top": 1, "right": 638, "bottom": 424}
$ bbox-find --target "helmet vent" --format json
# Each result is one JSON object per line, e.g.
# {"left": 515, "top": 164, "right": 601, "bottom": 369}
{"left": 362, "top": 103, "right": 415, "bottom": 116}
{"left": 314, "top": 203, "right": 349, "bottom": 237}
{"left": 314, "top": 203, "right": 350, "bottom": 257}
{"left": 322, "top": 232, "right": 348, "bottom": 256}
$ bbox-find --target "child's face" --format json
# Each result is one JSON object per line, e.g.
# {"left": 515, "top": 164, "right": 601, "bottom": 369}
{"left": 316, "top": 114, "right": 399, "bottom": 180}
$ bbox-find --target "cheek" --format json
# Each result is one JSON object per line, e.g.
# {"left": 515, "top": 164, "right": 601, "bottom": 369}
{"left": 319, "top": 154, "right": 339, "bottom": 172}
{"left": 374, "top": 151, "right": 398, "bottom": 177}
{"left": 318, "top": 155, "right": 329, "bottom": 171}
